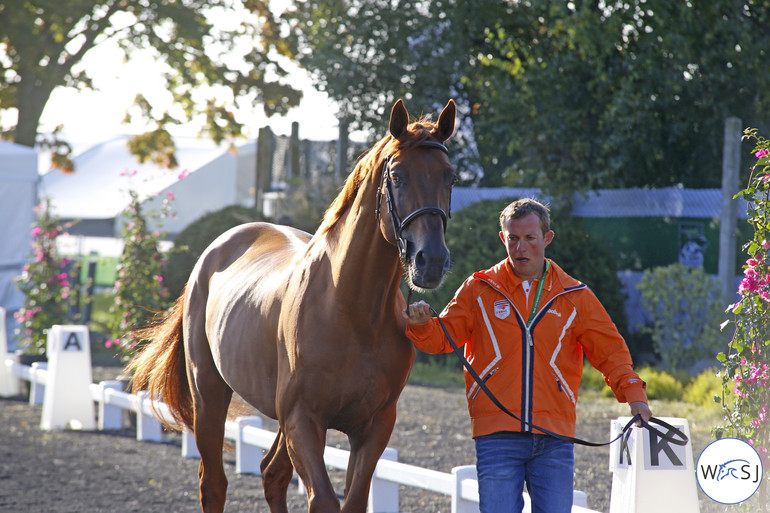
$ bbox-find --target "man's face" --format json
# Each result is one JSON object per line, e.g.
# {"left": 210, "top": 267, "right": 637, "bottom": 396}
{"left": 499, "top": 213, "right": 554, "bottom": 281}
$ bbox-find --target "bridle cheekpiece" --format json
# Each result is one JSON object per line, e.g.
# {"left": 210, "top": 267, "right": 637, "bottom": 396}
{"left": 375, "top": 140, "right": 451, "bottom": 262}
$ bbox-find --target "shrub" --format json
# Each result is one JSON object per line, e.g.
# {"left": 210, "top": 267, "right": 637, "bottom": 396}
{"left": 13, "top": 199, "right": 76, "bottom": 354}
{"left": 579, "top": 361, "right": 611, "bottom": 395}
{"left": 684, "top": 367, "right": 732, "bottom": 410}
{"left": 635, "top": 263, "right": 727, "bottom": 373}
{"left": 108, "top": 190, "right": 172, "bottom": 362}
{"left": 637, "top": 367, "right": 684, "bottom": 401}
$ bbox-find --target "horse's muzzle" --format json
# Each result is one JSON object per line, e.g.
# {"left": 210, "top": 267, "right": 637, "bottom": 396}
{"left": 408, "top": 243, "right": 450, "bottom": 290}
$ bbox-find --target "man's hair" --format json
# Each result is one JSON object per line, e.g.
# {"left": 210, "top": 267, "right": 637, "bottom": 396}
{"left": 499, "top": 198, "right": 551, "bottom": 233}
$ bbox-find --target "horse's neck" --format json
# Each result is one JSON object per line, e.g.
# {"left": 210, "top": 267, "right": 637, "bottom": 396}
{"left": 315, "top": 185, "right": 403, "bottom": 313}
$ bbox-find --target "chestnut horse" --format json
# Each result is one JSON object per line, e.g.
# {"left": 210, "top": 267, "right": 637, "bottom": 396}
{"left": 130, "top": 99, "right": 457, "bottom": 513}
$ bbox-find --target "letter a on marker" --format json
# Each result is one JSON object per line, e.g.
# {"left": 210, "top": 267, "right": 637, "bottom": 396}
{"left": 63, "top": 332, "right": 82, "bottom": 351}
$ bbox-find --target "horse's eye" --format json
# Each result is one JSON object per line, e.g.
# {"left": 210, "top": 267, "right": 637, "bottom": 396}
{"left": 391, "top": 173, "right": 403, "bottom": 185}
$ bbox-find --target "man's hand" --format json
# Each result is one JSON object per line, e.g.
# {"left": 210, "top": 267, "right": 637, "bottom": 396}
{"left": 630, "top": 401, "right": 652, "bottom": 427}
{"left": 401, "top": 300, "right": 433, "bottom": 324}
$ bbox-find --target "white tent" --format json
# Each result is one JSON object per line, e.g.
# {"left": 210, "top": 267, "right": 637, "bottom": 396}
{"left": 40, "top": 135, "right": 255, "bottom": 238}
{"left": 0, "top": 140, "right": 38, "bottom": 346}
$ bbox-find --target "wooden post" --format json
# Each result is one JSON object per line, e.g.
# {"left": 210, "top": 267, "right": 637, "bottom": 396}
{"left": 335, "top": 116, "right": 349, "bottom": 184}
{"left": 289, "top": 121, "right": 300, "bottom": 181}
{"left": 719, "top": 117, "right": 741, "bottom": 308}
{"left": 255, "top": 126, "right": 274, "bottom": 216}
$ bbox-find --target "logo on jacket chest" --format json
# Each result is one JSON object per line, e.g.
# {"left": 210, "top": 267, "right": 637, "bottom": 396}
{"left": 493, "top": 300, "right": 511, "bottom": 319}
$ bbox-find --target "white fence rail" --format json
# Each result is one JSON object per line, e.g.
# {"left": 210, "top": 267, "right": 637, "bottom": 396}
{"left": 0, "top": 321, "right": 598, "bottom": 513}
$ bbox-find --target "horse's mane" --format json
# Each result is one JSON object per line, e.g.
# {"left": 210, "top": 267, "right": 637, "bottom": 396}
{"left": 314, "top": 117, "right": 442, "bottom": 237}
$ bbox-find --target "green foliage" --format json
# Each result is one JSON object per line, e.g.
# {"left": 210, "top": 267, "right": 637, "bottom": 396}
{"left": 13, "top": 199, "right": 76, "bottom": 354}
{"left": 635, "top": 263, "right": 727, "bottom": 372}
{"left": 683, "top": 368, "right": 733, "bottom": 411}
{"left": 164, "top": 205, "right": 262, "bottom": 298}
{"left": 287, "top": 1, "right": 770, "bottom": 194}
{"left": 1, "top": 1, "right": 301, "bottom": 168}
{"left": 107, "top": 190, "right": 172, "bottom": 363}
{"left": 636, "top": 367, "right": 684, "bottom": 401}
{"left": 715, "top": 129, "right": 770, "bottom": 469}
{"left": 408, "top": 361, "right": 464, "bottom": 388}
{"left": 578, "top": 361, "right": 611, "bottom": 396}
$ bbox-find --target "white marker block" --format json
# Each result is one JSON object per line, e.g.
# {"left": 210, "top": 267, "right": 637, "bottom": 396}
{"left": 40, "top": 325, "right": 96, "bottom": 430}
{"left": 0, "top": 307, "right": 21, "bottom": 397}
{"left": 609, "top": 417, "right": 698, "bottom": 513}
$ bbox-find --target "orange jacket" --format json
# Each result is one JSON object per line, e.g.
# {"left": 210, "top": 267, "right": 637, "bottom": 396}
{"left": 406, "top": 258, "right": 647, "bottom": 439}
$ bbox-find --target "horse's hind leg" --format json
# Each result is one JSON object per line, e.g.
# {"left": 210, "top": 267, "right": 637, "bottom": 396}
{"left": 261, "top": 429, "right": 293, "bottom": 513}
{"left": 190, "top": 362, "right": 233, "bottom": 513}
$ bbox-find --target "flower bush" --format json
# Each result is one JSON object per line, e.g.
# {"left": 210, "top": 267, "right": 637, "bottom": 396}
{"left": 635, "top": 263, "right": 726, "bottom": 372}
{"left": 716, "top": 129, "right": 770, "bottom": 500}
{"left": 13, "top": 199, "right": 75, "bottom": 354}
{"left": 107, "top": 187, "right": 173, "bottom": 363}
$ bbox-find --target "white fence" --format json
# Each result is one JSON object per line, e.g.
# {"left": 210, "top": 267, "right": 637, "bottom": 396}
{"left": 0, "top": 321, "right": 599, "bottom": 513}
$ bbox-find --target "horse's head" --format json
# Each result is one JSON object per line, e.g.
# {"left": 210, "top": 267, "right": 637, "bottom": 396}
{"left": 377, "top": 99, "right": 457, "bottom": 291}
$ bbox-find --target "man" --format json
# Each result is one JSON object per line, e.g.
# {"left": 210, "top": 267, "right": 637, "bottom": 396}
{"left": 402, "top": 198, "right": 651, "bottom": 513}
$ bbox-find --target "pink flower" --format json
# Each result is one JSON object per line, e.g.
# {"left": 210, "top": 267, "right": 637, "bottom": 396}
{"left": 177, "top": 169, "right": 190, "bottom": 179}
{"left": 756, "top": 149, "right": 770, "bottom": 159}
{"left": 165, "top": 191, "right": 176, "bottom": 200}
{"left": 119, "top": 169, "right": 138, "bottom": 177}
{"left": 31, "top": 227, "right": 42, "bottom": 237}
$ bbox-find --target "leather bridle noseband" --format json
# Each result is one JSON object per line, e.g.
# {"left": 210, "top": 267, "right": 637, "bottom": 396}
{"left": 375, "top": 139, "right": 451, "bottom": 261}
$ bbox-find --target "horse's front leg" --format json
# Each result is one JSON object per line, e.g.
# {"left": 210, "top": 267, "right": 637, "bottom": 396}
{"left": 283, "top": 408, "right": 340, "bottom": 513}
{"left": 341, "top": 404, "right": 398, "bottom": 513}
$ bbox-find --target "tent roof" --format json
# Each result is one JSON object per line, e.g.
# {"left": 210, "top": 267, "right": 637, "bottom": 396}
{"left": 39, "top": 135, "right": 233, "bottom": 219}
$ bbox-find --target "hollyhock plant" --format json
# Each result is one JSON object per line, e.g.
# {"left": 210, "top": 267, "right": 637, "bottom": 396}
{"left": 107, "top": 186, "right": 173, "bottom": 363}
{"left": 13, "top": 199, "right": 76, "bottom": 354}
{"left": 717, "top": 129, "right": 770, "bottom": 502}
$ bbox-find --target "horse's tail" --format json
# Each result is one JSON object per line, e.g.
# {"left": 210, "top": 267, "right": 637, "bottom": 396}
{"left": 129, "top": 291, "right": 194, "bottom": 432}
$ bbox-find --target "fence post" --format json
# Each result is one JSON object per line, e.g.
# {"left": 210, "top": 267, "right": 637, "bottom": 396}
{"left": 135, "top": 390, "right": 163, "bottom": 442}
{"left": 98, "top": 381, "right": 124, "bottom": 430}
{"left": 236, "top": 416, "right": 263, "bottom": 475}
{"left": 182, "top": 430, "right": 200, "bottom": 459}
{"left": 0, "top": 307, "right": 21, "bottom": 397}
{"left": 40, "top": 325, "right": 95, "bottom": 430}
{"left": 451, "top": 465, "right": 480, "bottom": 513}
{"left": 28, "top": 361, "right": 47, "bottom": 405}
{"left": 368, "top": 448, "right": 399, "bottom": 513}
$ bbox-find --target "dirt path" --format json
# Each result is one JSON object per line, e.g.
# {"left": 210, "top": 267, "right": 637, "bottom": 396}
{"left": 0, "top": 367, "right": 741, "bottom": 512}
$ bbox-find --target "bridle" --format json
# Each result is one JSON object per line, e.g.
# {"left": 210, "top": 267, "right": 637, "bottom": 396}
{"left": 375, "top": 139, "right": 451, "bottom": 262}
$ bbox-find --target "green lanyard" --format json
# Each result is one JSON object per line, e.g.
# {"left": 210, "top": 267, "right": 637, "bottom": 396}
{"left": 525, "top": 260, "right": 550, "bottom": 327}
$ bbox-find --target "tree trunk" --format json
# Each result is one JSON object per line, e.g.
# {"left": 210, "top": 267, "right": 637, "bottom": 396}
{"left": 14, "top": 75, "right": 57, "bottom": 148}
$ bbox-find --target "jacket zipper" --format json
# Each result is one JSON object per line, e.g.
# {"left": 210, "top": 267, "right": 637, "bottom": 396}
{"left": 475, "top": 276, "right": 586, "bottom": 433}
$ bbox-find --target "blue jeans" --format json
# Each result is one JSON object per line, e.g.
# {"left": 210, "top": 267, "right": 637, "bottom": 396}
{"left": 475, "top": 432, "right": 574, "bottom": 513}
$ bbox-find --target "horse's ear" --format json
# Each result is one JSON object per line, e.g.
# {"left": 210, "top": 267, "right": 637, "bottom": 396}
{"left": 436, "top": 99, "right": 456, "bottom": 142}
{"left": 389, "top": 99, "right": 409, "bottom": 139}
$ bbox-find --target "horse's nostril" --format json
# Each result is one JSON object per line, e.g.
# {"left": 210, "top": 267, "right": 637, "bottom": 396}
{"left": 415, "top": 250, "right": 428, "bottom": 268}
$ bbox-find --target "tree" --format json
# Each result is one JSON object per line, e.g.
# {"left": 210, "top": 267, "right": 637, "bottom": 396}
{"left": 284, "top": 0, "right": 770, "bottom": 195}
{"left": 0, "top": 0, "right": 301, "bottom": 171}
